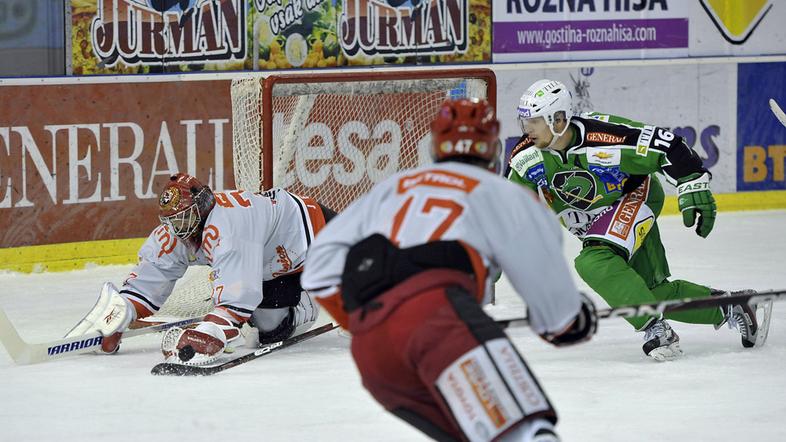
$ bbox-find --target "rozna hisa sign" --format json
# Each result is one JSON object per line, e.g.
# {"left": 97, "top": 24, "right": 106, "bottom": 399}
{"left": 493, "top": 1, "right": 690, "bottom": 62}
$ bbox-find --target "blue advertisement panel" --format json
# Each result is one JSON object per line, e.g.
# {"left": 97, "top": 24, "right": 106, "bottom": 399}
{"left": 737, "top": 62, "right": 786, "bottom": 191}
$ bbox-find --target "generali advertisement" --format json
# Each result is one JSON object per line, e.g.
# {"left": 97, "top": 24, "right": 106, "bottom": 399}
{"left": 493, "top": 0, "right": 785, "bottom": 62}
{"left": 0, "top": 79, "right": 234, "bottom": 247}
{"left": 70, "top": 0, "right": 491, "bottom": 75}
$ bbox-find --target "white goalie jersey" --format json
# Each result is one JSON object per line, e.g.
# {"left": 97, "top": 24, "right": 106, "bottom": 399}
{"left": 302, "top": 162, "right": 582, "bottom": 335}
{"left": 121, "top": 188, "right": 321, "bottom": 322}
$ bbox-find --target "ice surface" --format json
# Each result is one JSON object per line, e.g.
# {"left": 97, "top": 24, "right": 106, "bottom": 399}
{"left": 1, "top": 211, "right": 784, "bottom": 442}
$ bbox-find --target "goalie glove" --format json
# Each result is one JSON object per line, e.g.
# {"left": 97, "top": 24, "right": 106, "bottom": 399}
{"left": 677, "top": 172, "right": 716, "bottom": 238}
{"left": 64, "top": 282, "right": 139, "bottom": 354}
{"left": 539, "top": 292, "right": 597, "bottom": 347}
{"left": 161, "top": 313, "right": 240, "bottom": 365}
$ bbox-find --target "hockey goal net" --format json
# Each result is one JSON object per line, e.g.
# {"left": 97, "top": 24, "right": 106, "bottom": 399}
{"left": 153, "top": 69, "right": 496, "bottom": 319}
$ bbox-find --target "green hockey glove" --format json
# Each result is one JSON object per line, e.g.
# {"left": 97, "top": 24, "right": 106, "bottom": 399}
{"left": 677, "top": 172, "right": 716, "bottom": 238}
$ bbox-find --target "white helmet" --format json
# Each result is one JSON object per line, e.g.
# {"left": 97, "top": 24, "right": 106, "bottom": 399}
{"left": 517, "top": 79, "right": 573, "bottom": 145}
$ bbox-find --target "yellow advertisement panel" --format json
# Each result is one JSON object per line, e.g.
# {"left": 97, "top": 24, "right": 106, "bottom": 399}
{"left": 70, "top": 0, "right": 490, "bottom": 75}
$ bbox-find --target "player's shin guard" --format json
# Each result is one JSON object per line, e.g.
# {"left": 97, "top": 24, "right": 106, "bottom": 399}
{"left": 435, "top": 337, "right": 556, "bottom": 442}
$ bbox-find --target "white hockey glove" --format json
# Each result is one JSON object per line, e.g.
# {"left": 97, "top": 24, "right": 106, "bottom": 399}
{"left": 64, "top": 282, "right": 137, "bottom": 354}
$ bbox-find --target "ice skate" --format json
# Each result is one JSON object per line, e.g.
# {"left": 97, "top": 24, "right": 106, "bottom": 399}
{"left": 642, "top": 319, "right": 683, "bottom": 361}
{"left": 712, "top": 289, "right": 773, "bottom": 348}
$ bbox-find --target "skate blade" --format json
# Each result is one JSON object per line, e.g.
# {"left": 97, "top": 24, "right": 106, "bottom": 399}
{"left": 648, "top": 342, "right": 684, "bottom": 362}
{"left": 754, "top": 300, "right": 774, "bottom": 348}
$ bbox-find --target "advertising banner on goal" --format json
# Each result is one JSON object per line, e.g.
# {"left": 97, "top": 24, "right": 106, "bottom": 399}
{"left": 736, "top": 61, "right": 786, "bottom": 191}
{"left": 70, "top": 0, "right": 490, "bottom": 75}
{"left": 0, "top": 78, "right": 234, "bottom": 248}
{"left": 494, "top": 62, "right": 737, "bottom": 194}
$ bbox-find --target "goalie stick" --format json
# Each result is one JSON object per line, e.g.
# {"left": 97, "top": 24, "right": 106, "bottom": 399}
{"left": 496, "top": 288, "right": 783, "bottom": 332}
{"left": 770, "top": 98, "right": 786, "bottom": 128}
{"left": 0, "top": 309, "right": 200, "bottom": 365}
{"left": 151, "top": 322, "right": 338, "bottom": 376}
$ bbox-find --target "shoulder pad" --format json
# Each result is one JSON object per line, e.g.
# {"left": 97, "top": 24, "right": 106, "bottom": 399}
{"left": 509, "top": 136, "right": 534, "bottom": 159}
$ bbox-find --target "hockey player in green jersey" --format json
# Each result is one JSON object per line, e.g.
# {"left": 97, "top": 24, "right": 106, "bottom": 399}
{"left": 507, "top": 79, "right": 772, "bottom": 361}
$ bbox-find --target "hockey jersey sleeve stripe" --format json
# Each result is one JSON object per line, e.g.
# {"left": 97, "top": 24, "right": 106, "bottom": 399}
{"left": 287, "top": 192, "right": 313, "bottom": 246}
{"left": 120, "top": 289, "right": 161, "bottom": 312}
{"left": 215, "top": 305, "right": 252, "bottom": 323}
{"left": 300, "top": 195, "right": 329, "bottom": 236}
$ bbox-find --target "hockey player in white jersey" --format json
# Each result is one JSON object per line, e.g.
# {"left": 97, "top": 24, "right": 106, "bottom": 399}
{"left": 66, "top": 173, "right": 333, "bottom": 364}
{"left": 301, "top": 99, "right": 597, "bottom": 442}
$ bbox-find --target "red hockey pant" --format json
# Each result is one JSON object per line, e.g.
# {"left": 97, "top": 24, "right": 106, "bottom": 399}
{"left": 348, "top": 270, "right": 555, "bottom": 442}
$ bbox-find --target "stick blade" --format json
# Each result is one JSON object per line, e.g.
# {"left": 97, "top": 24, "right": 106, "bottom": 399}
{"left": 151, "top": 362, "right": 212, "bottom": 376}
{"left": 0, "top": 308, "right": 33, "bottom": 363}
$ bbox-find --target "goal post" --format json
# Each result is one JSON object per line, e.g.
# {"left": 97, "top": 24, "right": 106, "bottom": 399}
{"left": 232, "top": 68, "right": 497, "bottom": 210}
{"left": 155, "top": 68, "right": 496, "bottom": 319}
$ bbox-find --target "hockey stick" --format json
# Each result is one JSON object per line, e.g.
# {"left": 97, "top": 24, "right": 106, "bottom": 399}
{"left": 495, "top": 288, "right": 785, "bottom": 329}
{"left": 770, "top": 98, "right": 786, "bottom": 128}
{"left": 0, "top": 309, "right": 200, "bottom": 365}
{"left": 150, "top": 322, "right": 339, "bottom": 376}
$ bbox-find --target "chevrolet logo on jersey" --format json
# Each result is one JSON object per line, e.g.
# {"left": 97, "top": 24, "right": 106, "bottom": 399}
{"left": 700, "top": 0, "right": 773, "bottom": 44}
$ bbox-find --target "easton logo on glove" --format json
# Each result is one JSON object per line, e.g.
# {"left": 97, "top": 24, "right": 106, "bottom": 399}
{"left": 677, "top": 179, "right": 710, "bottom": 194}
{"left": 676, "top": 172, "right": 716, "bottom": 238}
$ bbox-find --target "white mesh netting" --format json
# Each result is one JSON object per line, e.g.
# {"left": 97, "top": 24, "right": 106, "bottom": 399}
{"left": 154, "top": 71, "right": 492, "bottom": 320}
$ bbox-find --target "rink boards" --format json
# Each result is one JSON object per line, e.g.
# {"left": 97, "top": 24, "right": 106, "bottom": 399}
{"left": 1, "top": 58, "right": 785, "bottom": 271}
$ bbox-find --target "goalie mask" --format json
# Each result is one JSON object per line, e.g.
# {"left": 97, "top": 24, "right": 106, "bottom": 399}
{"left": 430, "top": 98, "right": 501, "bottom": 173}
{"left": 158, "top": 173, "right": 216, "bottom": 241}
{"left": 517, "top": 79, "right": 573, "bottom": 148}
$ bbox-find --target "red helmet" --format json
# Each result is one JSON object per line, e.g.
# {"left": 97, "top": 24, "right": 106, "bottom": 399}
{"left": 430, "top": 98, "right": 501, "bottom": 172}
{"left": 158, "top": 173, "right": 215, "bottom": 240}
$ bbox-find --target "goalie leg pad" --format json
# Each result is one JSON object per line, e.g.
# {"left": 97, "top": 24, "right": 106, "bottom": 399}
{"left": 252, "top": 291, "right": 320, "bottom": 346}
